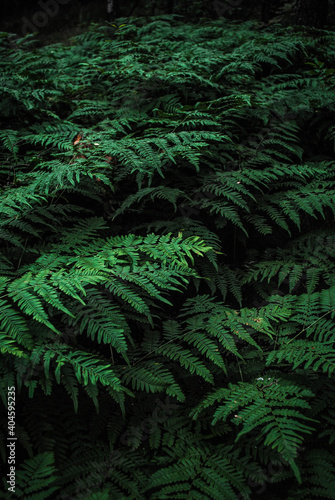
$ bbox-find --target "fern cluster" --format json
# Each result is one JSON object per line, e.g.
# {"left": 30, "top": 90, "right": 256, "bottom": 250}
{"left": 1, "top": 14, "right": 335, "bottom": 499}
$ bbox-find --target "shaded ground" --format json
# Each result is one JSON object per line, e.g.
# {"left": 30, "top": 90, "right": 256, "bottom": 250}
{"left": 0, "top": 0, "right": 108, "bottom": 45}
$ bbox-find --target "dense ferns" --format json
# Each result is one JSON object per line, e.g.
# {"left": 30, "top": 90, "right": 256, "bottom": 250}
{"left": 1, "top": 15, "right": 335, "bottom": 499}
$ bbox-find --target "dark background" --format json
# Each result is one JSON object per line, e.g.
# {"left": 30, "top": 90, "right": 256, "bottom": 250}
{"left": 0, "top": 0, "right": 334, "bottom": 45}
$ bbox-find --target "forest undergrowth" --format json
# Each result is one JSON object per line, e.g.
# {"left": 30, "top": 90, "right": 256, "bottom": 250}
{"left": 1, "top": 15, "right": 335, "bottom": 499}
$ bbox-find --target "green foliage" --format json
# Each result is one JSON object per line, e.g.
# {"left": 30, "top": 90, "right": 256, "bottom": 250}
{"left": 1, "top": 14, "right": 335, "bottom": 500}
{"left": 2, "top": 452, "right": 59, "bottom": 499}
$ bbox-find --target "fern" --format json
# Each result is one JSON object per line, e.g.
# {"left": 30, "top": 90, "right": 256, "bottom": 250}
{"left": 1, "top": 452, "right": 59, "bottom": 499}
{"left": 1, "top": 13, "right": 335, "bottom": 499}
{"left": 190, "top": 379, "right": 315, "bottom": 482}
